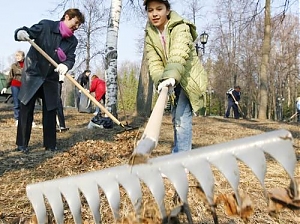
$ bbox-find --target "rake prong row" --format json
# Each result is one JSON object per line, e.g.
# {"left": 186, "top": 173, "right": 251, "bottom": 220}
{"left": 26, "top": 129, "right": 297, "bottom": 223}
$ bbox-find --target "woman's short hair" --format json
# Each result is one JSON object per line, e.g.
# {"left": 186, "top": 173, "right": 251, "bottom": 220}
{"left": 61, "top": 8, "right": 85, "bottom": 24}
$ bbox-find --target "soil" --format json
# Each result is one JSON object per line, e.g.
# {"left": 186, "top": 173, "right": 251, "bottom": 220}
{"left": 0, "top": 103, "right": 299, "bottom": 224}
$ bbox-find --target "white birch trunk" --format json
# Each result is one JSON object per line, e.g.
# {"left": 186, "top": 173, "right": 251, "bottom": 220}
{"left": 105, "top": 0, "right": 122, "bottom": 116}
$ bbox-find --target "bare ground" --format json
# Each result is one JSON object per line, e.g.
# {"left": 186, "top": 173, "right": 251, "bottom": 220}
{"left": 0, "top": 103, "right": 299, "bottom": 223}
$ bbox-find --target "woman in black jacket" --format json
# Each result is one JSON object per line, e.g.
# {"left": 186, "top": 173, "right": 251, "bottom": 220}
{"left": 75, "top": 69, "right": 91, "bottom": 111}
{"left": 15, "top": 8, "right": 85, "bottom": 153}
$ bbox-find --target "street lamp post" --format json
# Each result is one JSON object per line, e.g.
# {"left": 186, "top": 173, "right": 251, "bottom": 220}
{"left": 276, "top": 96, "right": 285, "bottom": 121}
{"left": 196, "top": 31, "right": 209, "bottom": 55}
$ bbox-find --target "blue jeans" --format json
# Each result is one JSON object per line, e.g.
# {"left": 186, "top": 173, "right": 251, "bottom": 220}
{"left": 171, "top": 89, "right": 193, "bottom": 153}
{"left": 11, "top": 86, "right": 20, "bottom": 120}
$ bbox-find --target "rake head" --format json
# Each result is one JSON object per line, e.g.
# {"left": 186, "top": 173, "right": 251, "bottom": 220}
{"left": 26, "top": 129, "right": 297, "bottom": 223}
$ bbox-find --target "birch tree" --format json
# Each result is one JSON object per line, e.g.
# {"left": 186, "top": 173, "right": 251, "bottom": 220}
{"left": 105, "top": 0, "right": 122, "bottom": 116}
{"left": 49, "top": 0, "right": 109, "bottom": 108}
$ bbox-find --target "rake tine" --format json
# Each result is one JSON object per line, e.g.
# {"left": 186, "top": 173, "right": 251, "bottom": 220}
{"left": 25, "top": 129, "right": 297, "bottom": 223}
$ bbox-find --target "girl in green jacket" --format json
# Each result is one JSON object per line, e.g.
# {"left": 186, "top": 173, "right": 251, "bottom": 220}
{"left": 144, "top": 0, "right": 208, "bottom": 153}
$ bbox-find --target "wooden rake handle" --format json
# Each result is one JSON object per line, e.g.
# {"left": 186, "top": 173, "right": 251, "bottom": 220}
{"left": 27, "top": 39, "right": 124, "bottom": 127}
{"left": 289, "top": 112, "right": 298, "bottom": 120}
{"left": 133, "top": 86, "right": 169, "bottom": 154}
{"left": 229, "top": 92, "right": 244, "bottom": 116}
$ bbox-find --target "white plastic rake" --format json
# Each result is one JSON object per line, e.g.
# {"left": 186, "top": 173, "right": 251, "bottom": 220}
{"left": 26, "top": 129, "right": 297, "bottom": 223}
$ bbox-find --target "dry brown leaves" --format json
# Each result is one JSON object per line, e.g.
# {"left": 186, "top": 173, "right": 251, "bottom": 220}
{"left": 268, "top": 177, "right": 300, "bottom": 214}
{"left": 116, "top": 205, "right": 161, "bottom": 224}
{"left": 215, "top": 191, "right": 254, "bottom": 221}
{"left": 0, "top": 105, "right": 299, "bottom": 223}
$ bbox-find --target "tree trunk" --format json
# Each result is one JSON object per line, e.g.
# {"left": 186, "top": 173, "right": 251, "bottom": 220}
{"left": 105, "top": 0, "right": 122, "bottom": 117}
{"left": 258, "top": 0, "right": 271, "bottom": 120}
{"left": 135, "top": 40, "right": 153, "bottom": 117}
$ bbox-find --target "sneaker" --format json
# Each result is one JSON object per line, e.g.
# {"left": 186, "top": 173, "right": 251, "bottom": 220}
{"left": 56, "top": 127, "right": 69, "bottom": 132}
{"left": 93, "top": 111, "right": 98, "bottom": 115}
{"left": 15, "top": 120, "right": 18, "bottom": 126}
{"left": 16, "top": 145, "right": 29, "bottom": 154}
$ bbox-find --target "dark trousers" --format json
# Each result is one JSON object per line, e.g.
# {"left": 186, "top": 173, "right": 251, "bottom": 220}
{"left": 11, "top": 85, "right": 20, "bottom": 120}
{"left": 57, "top": 83, "right": 66, "bottom": 128}
{"left": 297, "top": 109, "right": 300, "bottom": 122}
{"left": 225, "top": 101, "right": 240, "bottom": 119}
{"left": 16, "top": 87, "right": 57, "bottom": 148}
{"left": 75, "top": 88, "right": 80, "bottom": 110}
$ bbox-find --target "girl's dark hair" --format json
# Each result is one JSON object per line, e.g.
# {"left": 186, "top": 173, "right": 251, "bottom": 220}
{"left": 61, "top": 8, "right": 85, "bottom": 24}
{"left": 144, "top": 0, "right": 171, "bottom": 11}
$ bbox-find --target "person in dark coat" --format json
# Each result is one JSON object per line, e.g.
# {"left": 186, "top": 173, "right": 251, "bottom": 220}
{"left": 15, "top": 8, "right": 85, "bottom": 153}
{"left": 224, "top": 86, "right": 241, "bottom": 119}
{"left": 75, "top": 69, "right": 91, "bottom": 110}
{"left": 77, "top": 69, "right": 91, "bottom": 88}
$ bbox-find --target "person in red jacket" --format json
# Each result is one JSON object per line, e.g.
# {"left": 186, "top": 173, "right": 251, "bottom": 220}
{"left": 89, "top": 75, "right": 106, "bottom": 115}
{"left": 1, "top": 51, "right": 24, "bottom": 126}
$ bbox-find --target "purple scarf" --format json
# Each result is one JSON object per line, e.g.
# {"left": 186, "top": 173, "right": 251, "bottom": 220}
{"left": 57, "top": 21, "right": 73, "bottom": 62}
{"left": 56, "top": 47, "right": 66, "bottom": 62}
{"left": 59, "top": 21, "right": 73, "bottom": 38}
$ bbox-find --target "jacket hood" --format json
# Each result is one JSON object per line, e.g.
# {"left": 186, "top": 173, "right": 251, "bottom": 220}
{"left": 169, "top": 11, "right": 198, "bottom": 41}
{"left": 146, "top": 11, "right": 198, "bottom": 41}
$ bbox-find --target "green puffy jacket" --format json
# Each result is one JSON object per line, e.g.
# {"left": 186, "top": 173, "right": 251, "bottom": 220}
{"left": 145, "top": 11, "right": 207, "bottom": 113}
